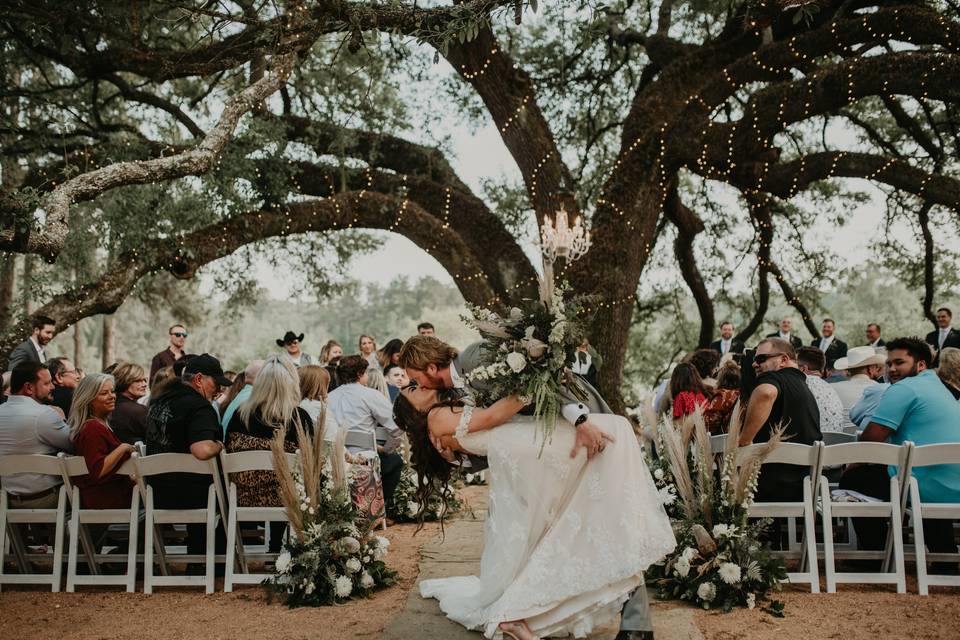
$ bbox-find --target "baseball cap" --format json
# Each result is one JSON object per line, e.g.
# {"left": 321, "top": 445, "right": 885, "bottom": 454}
{"left": 183, "top": 353, "right": 232, "bottom": 386}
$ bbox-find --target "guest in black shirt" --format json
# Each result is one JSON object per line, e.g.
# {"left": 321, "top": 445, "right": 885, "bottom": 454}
{"left": 47, "top": 357, "right": 79, "bottom": 417}
{"left": 740, "top": 338, "right": 822, "bottom": 503}
{"left": 110, "top": 362, "right": 150, "bottom": 445}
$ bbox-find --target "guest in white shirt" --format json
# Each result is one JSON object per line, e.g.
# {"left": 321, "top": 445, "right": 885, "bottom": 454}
{"left": 297, "top": 365, "right": 337, "bottom": 442}
{"left": 710, "top": 321, "right": 745, "bottom": 356}
{"left": 796, "top": 347, "right": 845, "bottom": 433}
{"left": 810, "top": 318, "right": 848, "bottom": 369}
{"left": 327, "top": 355, "right": 403, "bottom": 508}
{"left": 6, "top": 315, "right": 56, "bottom": 372}
{"left": 830, "top": 347, "right": 886, "bottom": 428}
{"left": 0, "top": 362, "right": 73, "bottom": 508}
{"left": 865, "top": 323, "right": 885, "bottom": 348}
{"left": 765, "top": 316, "right": 802, "bottom": 349}
{"left": 925, "top": 307, "right": 960, "bottom": 366}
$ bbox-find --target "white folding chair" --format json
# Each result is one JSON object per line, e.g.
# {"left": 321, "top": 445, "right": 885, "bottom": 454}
{"left": 818, "top": 441, "right": 910, "bottom": 593}
{"left": 132, "top": 452, "right": 221, "bottom": 593}
{"left": 58, "top": 454, "right": 141, "bottom": 592}
{"left": 904, "top": 443, "right": 960, "bottom": 594}
{"left": 709, "top": 434, "right": 727, "bottom": 454}
{"left": 344, "top": 429, "right": 387, "bottom": 531}
{"left": 0, "top": 454, "right": 68, "bottom": 592}
{"left": 744, "top": 441, "right": 823, "bottom": 592}
{"left": 220, "top": 449, "right": 297, "bottom": 592}
{"left": 822, "top": 432, "right": 858, "bottom": 446}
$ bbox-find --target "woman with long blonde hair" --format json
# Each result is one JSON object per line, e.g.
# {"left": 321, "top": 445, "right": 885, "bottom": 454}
{"left": 298, "top": 365, "right": 335, "bottom": 441}
{"left": 358, "top": 333, "right": 379, "bottom": 370}
{"left": 68, "top": 373, "right": 135, "bottom": 509}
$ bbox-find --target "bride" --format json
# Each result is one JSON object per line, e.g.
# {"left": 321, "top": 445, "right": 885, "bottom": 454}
{"left": 393, "top": 386, "right": 675, "bottom": 640}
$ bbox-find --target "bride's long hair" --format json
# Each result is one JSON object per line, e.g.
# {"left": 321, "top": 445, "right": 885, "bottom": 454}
{"left": 393, "top": 392, "right": 460, "bottom": 533}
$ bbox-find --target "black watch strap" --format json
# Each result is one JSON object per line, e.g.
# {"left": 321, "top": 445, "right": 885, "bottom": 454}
{"left": 574, "top": 414, "right": 588, "bottom": 427}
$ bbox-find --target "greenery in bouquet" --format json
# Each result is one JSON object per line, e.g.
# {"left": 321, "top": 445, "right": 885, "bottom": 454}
{"left": 388, "top": 466, "right": 463, "bottom": 523}
{"left": 645, "top": 408, "right": 788, "bottom": 613}
{"left": 462, "top": 281, "right": 592, "bottom": 442}
{"left": 263, "top": 420, "right": 397, "bottom": 607}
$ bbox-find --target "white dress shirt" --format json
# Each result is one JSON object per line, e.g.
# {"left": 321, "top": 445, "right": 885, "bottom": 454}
{"left": 778, "top": 332, "right": 792, "bottom": 342}
{"left": 819, "top": 335, "right": 835, "bottom": 352}
{"left": 720, "top": 339, "right": 732, "bottom": 355}
{"left": 30, "top": 336, "right": 46, "bottom": 362}
{"left": 326, "top": 383, "right": 401, "bottom": 453}
{"left": 940, "top": 328, "right": 950, "bottom": 349}
{"left": 0, "top": 395, "right": 73, "bottom": 495}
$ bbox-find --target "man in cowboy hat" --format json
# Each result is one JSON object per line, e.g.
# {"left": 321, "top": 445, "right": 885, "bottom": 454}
{"left": 277, "top": 330, "right": 313, "bottom": 368}
{"left": 830, "top": 346, "right": 886, "bottom": 427}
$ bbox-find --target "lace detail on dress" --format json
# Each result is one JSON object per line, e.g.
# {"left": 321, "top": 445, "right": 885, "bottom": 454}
{"left": 455, "top": 404, "right": 474, "bottom": 442}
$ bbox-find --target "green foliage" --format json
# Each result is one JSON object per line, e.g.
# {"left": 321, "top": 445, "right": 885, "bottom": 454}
{"left": 387, "top": 466, "right": 463, "bottom": 523}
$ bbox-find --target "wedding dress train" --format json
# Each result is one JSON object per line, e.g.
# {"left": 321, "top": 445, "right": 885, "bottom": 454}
{"left": 420, "top": 414, "right": 676, "bottom": 638}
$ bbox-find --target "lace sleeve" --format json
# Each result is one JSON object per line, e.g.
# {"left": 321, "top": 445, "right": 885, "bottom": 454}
{"left": 454, "top": 405, "right": 474, "bottom": 442}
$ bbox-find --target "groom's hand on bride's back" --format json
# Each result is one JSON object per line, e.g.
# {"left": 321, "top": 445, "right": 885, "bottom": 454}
{"left": 571, "top": 420, "right": 615, "bottom": 460}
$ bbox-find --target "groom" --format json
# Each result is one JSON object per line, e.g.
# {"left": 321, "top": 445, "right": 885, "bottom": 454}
{"left": 398, "top": 336, "right": 656, "bottom": 640}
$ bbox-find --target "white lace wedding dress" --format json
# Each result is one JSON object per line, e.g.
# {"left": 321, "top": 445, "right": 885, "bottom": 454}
{"left": 420, "top": 414, "right": 676, "bottom": 638}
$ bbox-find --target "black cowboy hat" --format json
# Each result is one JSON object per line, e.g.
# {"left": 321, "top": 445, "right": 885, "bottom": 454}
{"left": 277, "top": 331, "right": 305, "bottom": 347}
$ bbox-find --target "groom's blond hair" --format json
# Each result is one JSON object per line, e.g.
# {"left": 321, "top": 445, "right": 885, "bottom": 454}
{"left": 399, "top": 336, "right": 458, "bottom": 371}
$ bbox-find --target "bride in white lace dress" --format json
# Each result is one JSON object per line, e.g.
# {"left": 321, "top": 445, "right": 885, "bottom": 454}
{"left": 393, "top": 387, "right": 675, "bottom": 640}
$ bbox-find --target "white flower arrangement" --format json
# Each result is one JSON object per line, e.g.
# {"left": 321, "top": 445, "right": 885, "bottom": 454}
{"left": 275, "top": 550, "right": 292, "bottom": 574}
{"left": 360, "top": 572, "right": 375, "bottom": 589}
{"left": 334, "top": 575, "right": 353, "bottom": 598}
{"left": 697, "top": 582, "right": 716, "bottom": 602}
{"left": 345, "top": 558, "right": 362, "bottom": 574}
{"left": 675, "top": 556, "right": 691, "bottom": 577}
{"left": 718, "top": 563, "right": 742, "bottom": 585}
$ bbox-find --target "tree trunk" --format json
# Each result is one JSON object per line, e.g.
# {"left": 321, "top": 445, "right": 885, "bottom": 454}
{"left": 102, "top": 314, "right": 115, "bottom": 370}
{"left": 0, "top": 252, "right": 15, "bottom": 325}
{"left": 73, "top": 320, "right": 84, "bottom": 371}
{"left": 22, "top": 255, "right": 33, "bottom": 316}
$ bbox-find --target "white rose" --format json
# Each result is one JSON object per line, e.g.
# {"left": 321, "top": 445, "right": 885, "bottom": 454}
{"left": 674, "top": 556, "right": 690, "bottom": 577}
{"left": 506, "top": 352, "right": 527, "bottom": 373}
{"left": 510, "top": 307, "right": 523, "bottom": 320}
{"left": 653, "top": 468, "right": 664, "bottom": 481}
{"left": 523, "top": 338, "right": 548, "bottom": 359}
{"left": 373, "top": 546, "right": 387, "bottom": 561}
{"left": 718, "top": 562, "right": 742, "bottom": 585}
{"left": 697, "top": 582, "right": 716, "bottom": 602}
{"left": 360, "top": 571, "right": 375, "bottom": 588}
{"left": 334, "top": 575, "right": 353, "bottom": 598}
{"left": 658, "top": 485, "right": 676, "bottom": 506}
{"left": 712, "top": 524, "right": 729, "bottom": 538}
{"left": 339, "top": 536, "right": 361, "bottom": 554}
{"left": 375, "top": 536, "right": 390, "bottom": 549}
{"left": 345, "top": 558, "right": 362, "bottom": 574}
{"left": 746, "top": 593, "right": 756, "bottom": 609}
{"left": 275, "top": 550, "right": 292, "bottom": 574}
{"left": 681, "top": 547, "right": 699, "bottom": 562}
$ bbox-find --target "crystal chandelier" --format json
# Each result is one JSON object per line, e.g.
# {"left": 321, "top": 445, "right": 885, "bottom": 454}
{"left": 540, "top": 203, "right": 591, "bottom": 263}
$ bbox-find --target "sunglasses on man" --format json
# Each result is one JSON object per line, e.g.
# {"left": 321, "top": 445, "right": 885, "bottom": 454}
{"left": 753, "top": 352, "right": 785, "bottom": 364}
{"left": 171, "top": 332, "right": 188, "bottom": 338}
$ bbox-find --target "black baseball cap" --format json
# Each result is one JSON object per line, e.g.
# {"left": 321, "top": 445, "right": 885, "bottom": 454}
{"left": 183, "top": 353, "right": 232, "bottom": 386}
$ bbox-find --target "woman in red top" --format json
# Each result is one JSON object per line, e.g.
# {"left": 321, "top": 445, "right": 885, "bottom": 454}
{"left": 68, "top": 373, "right": 135, "bottom": 509}
{"left": 669, "top": 362, "right": 711, "bottom": 420}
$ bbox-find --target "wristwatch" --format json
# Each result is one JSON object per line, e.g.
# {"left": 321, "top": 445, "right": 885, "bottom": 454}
{"left": 574, "top": 414, "right": 588, "bottom": 427}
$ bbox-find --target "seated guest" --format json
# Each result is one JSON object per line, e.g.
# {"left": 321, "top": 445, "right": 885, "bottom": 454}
{"left": 704, "top": 362, "right": 741, "bottom": 434}
{"left": 365, "top": 368, "right": 390, "bottom": 399}
{"left": 1, "top": 371, "right": 10, "bottom": 405}
{"left": 740, "top": 339, "right": 822, "bottom": 502}
{"left": 797, "top": 347, "right": 846, "bottom": 433}
{"left": 669, "top": 363, "right": 710, "bottom": 420}
{"left": 319, "top": 340, "right": 343, "bottom": 366}
{"left": 831, "top": 347, "right": 886, "bottom": 426}
{"left": 384, "top": 364, "right": 409, "bottom": 402}
{"left": 937, "top": 347, "right": 960, "bottom": 400}
{"left": 227, "top": 356, "right": 313, "bottom": 553}
{"left": 298, "top": 365, "right": 336, "bottom": 442}
{"left": 710, "top": 321, "right": 745, "bottom": 356}
{"left": 47, "top": 357, "right": 79, "bottom": 417}
{"left": 376, "top": 339, "right": 405, "bottom": 371}
{"left": 146, "top": 354, "right": 229, "bottom": 557}
{"left": 68, "top": 374, "right": 135, "bottom": 509}
{"left": 327, "top": 355, "right": 404, "bottom": 509}
{"left": 220, "top": 360, "right": 264, "bottom": 433}
{"left": 0, "top": 362, "right": 73, "bottom": 508}
{"left": 850, "top": 382, "right": 889, "bottom": 429}
{"left": 110, "top": 362, "right": 150, "bottom": 445}
{"left": 841, "top": 337, "right": 960, "bottom": 554}
{"left": 685, "top": 349, "right": 721, "bottom": 388}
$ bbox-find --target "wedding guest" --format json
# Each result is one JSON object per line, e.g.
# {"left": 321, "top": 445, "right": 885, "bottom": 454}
{"left": 220, "top": 360, "right": 264, "bottom": 433}
{"left": 685, "top": 349, "right": 720, "bottom": 388}
{"left": 831, "top": 347, "right": 886, "bottom": 427}
{"left": 110, "top": 362, "right": 149, "bottom": 445}
{"left": 669, "top": 363, "right": 710, "bottom": 420}
{"left": 0, "top": 371, "right": 10, "bottom": 405}
{"left": 925, "top": 307, "right": 960, "bottom": 366}
{"left": 417, "top": 322, "right": 436, "bottom": 337}
{"left": 740, "top": 339, "right": 821, "bottom": 500}
{"left": 811, "top": 318, "right": 848, "bottom": 368}
{"left": 937, "top": 347, "right": 960, "bottom": 400}
{"left": 704, "top": 362, "right": 741, "bottom": 434}
{"left": 298, "top": 365, "right": 335, "bottom": 442}
{"left": 359, "top": 334, "right": 379, "bottom": 370}
{"left": 68, "top": 373, "right": 135, "bottom": 509}
{"left": 276, "top": 330, "right": 313, "bottom": 368}
{"left": 765, "top": 316, "right": 803, "bottom": 349}
{"left": 376, "top": 338, "right": 404, "bottom": 370}
{"left": 47, "top": 356, "right": 79, "bottom": 417}
{"left": 865, "top": 323, "right": 885, "bottom": 348}
{"left": 710, "top": 321, "right": 744, "bottom": 356}
{"left": 149, "top": 365, "right": 176, "bottom": 400}
{"left": 150, "top": 324, "right": 187, "bottom": 381}
{"left": 366, "top": 368, "right": 390, "bottom": 399}
{"left": 841, "top": 337, "right": 960, "bottom": 554}
{"left": 7, "top": 315, "right": 56, "bottom": 372}
{"left": 797, "top": 347, "right": 845, "bottom": 433}
{"left": 384, "top": 364, "right": 409, "bottom": 402}
{"left": 227, "top": 356, "right": 313, "bottom": 552}
{"left": 327, "top": 355, "right": 404, "bottom": 509}
{"left": 571, "top": 338, "right": 599, "bottom": 388}
{"left": 319, "top": 340, "right": 343, "bottom": 366}
{"left": 0, "top": 362, "right": 73, "bottom": 508}
{"left": 146, "top": 354, "right": 229, "bottom": 557}
{"left": 217, "top": 373, "right": 247, "bottom": 419}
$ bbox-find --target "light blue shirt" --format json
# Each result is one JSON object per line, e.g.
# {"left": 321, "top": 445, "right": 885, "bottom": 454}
{"left": 871, "top": 370, "right": 960, "bottom": 503}
{"left": 327, "top": 383, "right": 401, "bottom": 453}
{"left": 850, "top": 383, "right": 889, "bottom": 428}
{"left": 0, "top": 395, "right": 73, "bottom": 495}
{"left": 220, "top": 384, "right": 252, "bottom": 435}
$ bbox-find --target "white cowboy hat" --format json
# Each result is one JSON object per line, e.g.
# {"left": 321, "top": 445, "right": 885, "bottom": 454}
{"left": 833, "top": 346, "right": 886, "bottom": 370}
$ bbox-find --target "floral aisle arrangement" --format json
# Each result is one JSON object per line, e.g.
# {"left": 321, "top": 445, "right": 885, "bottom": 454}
{"left": 387, "top": 466, "right": 463, "bottom": 522}
{"left": 264, "top": 422, "right": 397, "bottom": 606}
{"left": 646, "top": 407, "right": 788, "bottom": 613}
{"left": 462, "top": 281, "right": 592, "bottom": 442}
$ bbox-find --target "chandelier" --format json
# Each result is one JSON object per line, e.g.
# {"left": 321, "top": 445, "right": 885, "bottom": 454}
{"left": 539, "top": 204, "right": 591, "bottom": 263}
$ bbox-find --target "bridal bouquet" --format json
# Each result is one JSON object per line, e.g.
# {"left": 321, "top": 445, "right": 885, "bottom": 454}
{"left": 264, "top": 423, "right": 397, "bottom": 607}
{"left": 462, "top": 281, "right": 591, "bottom": 443}
{"left": 646, "top": 408, "right": 787, "bottom": 614}
{"left": 388, "top": 466, "right": 463, "bottom": 522}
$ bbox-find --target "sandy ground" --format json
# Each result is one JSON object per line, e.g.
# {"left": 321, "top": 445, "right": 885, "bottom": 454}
{"left": 0, "top": 519, "right": 441, "bottom": 640}
{"left": 693, "top": 582, "right": 960, "bottom": 640}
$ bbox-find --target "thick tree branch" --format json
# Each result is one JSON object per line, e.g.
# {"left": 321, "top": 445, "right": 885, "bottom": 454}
{"left": 663, "top": 184, "right": 714, "bottom": 348}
